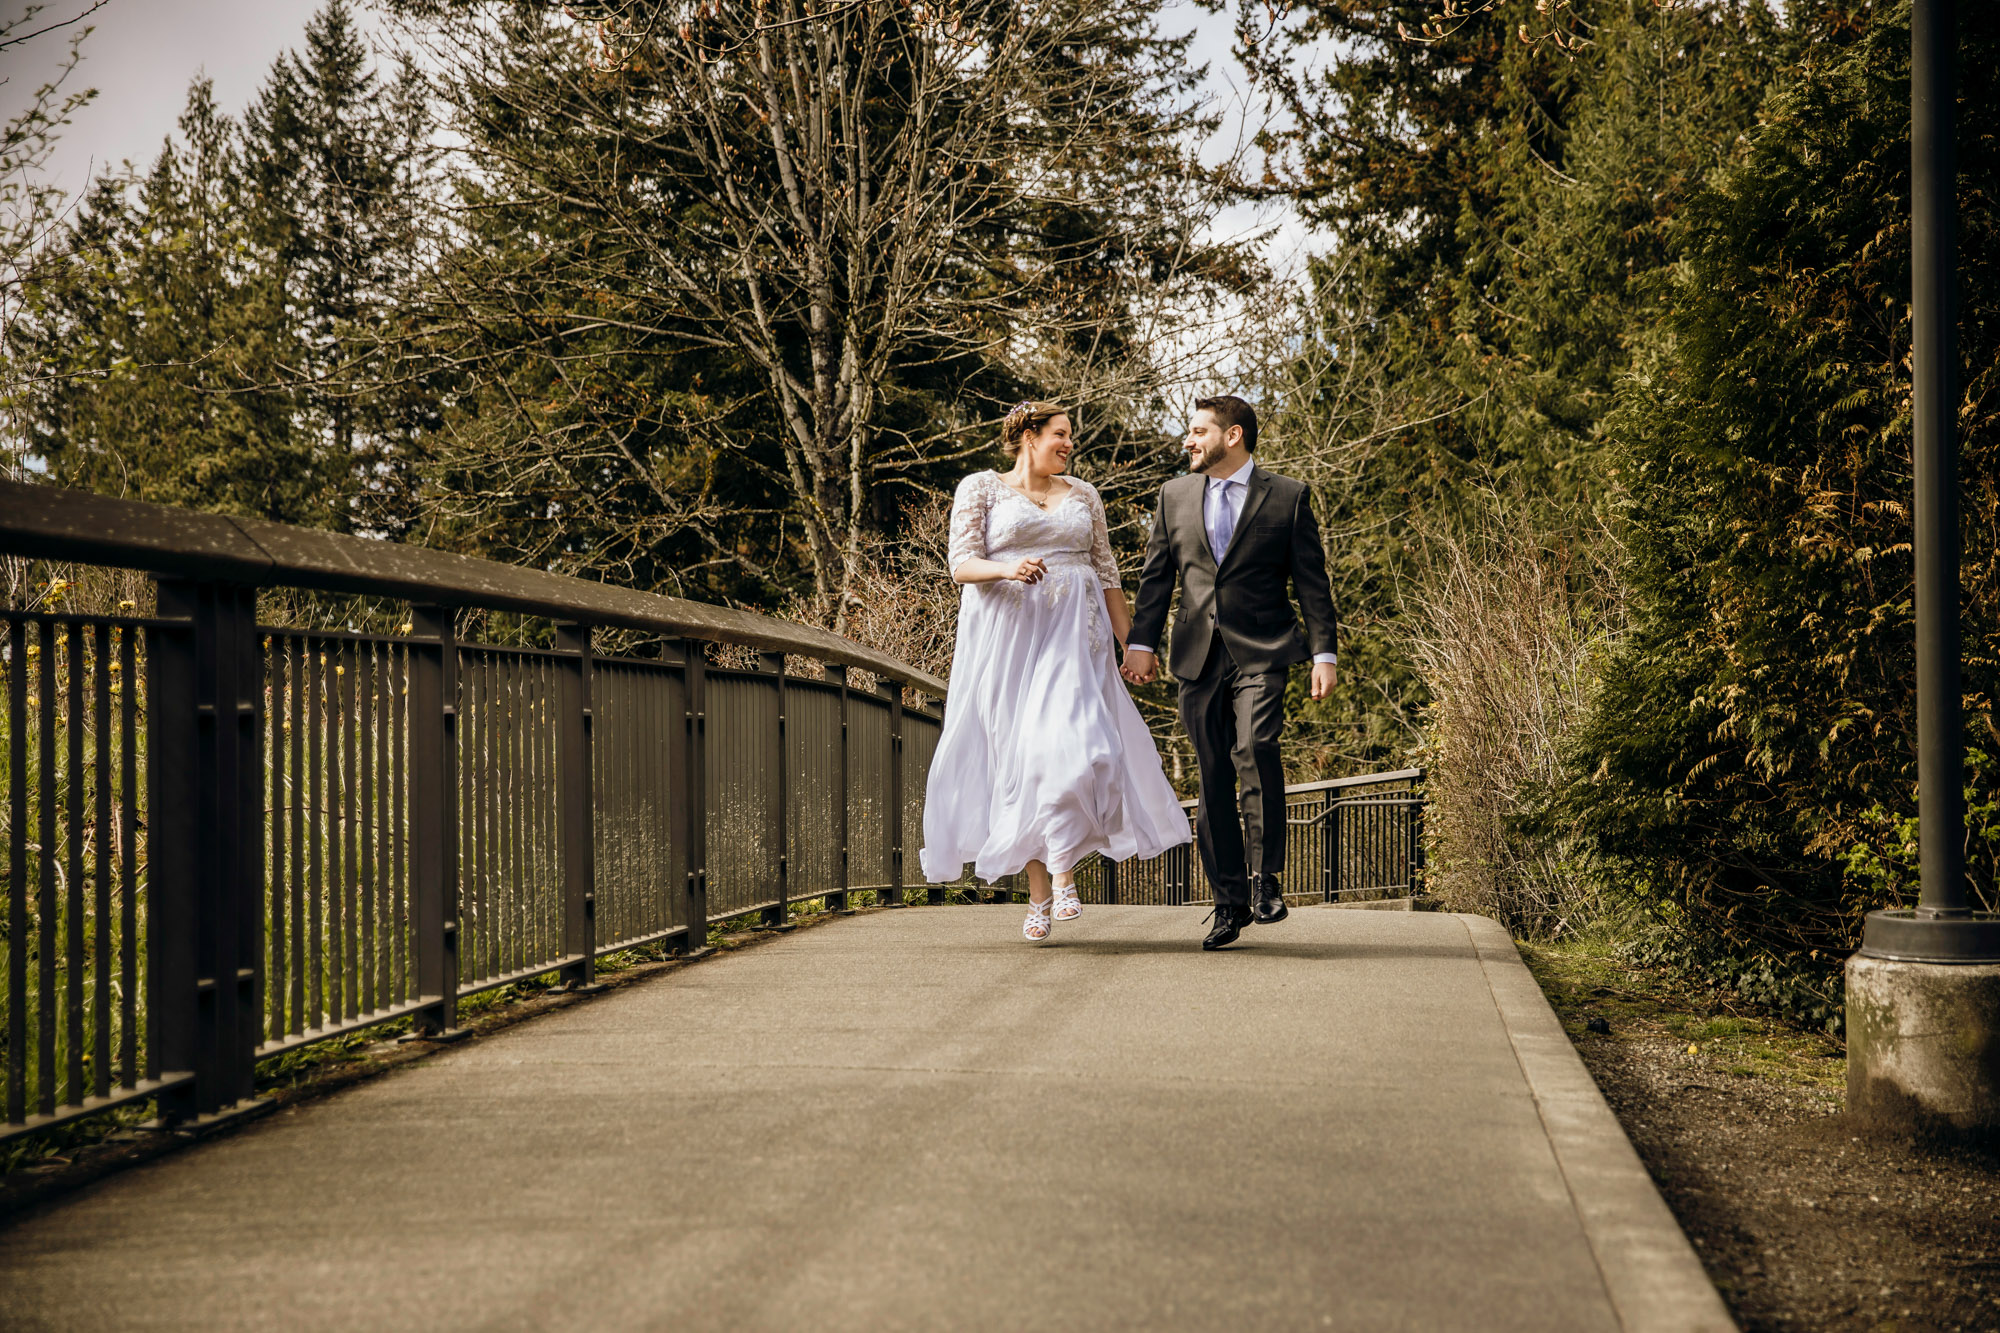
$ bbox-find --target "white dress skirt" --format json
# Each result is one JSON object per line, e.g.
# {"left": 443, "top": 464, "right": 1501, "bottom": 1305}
{"left": 919, "top": 470, "right": 1191, "bottom": 884}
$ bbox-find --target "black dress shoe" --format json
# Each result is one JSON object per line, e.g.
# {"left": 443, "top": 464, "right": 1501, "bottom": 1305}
{"left": 1202, "top": 905, "right": 1251, "bottom": 950}
{"left": 1252, "top": 875, "right": 1288, "bottom": 924}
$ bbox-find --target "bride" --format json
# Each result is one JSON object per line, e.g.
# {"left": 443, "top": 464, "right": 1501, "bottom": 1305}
{"left": 919, "top": 401, "right": 1191, "bottom": 940}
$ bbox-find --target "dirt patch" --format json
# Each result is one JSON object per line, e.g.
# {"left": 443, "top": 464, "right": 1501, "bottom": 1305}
{"left": 1524, "top": 940, "right": 2000, "bottom": 1332}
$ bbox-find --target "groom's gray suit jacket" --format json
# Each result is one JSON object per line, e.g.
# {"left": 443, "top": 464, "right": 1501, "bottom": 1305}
{"left": 1129, "top": 466, "right": 1339, "bottom": 681}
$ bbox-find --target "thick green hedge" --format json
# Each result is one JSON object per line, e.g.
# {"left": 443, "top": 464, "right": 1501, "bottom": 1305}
{"left": 1558, "top": 2, "right": 2000, "bottom": 1015}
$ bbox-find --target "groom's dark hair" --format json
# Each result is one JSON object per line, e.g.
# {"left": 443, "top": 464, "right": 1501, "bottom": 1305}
{"left": 1194, "top": 395, "right": 1257, "bottom": 452}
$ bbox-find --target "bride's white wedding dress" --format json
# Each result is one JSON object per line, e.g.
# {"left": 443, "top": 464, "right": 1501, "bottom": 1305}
{"left": 920, "top": 470, "right": 1190, "bottom": 884}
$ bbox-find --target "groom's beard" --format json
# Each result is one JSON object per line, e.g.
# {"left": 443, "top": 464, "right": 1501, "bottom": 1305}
{"left": 1187, "top": 441, "right": 1228, "bottom": 473}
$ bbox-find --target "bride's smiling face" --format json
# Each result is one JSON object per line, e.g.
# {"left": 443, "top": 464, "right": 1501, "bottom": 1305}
{"left": 1017, "top": 414, "right": 1074, "bottom": 475}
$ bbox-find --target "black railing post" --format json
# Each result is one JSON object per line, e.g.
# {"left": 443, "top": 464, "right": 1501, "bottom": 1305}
{"left": 6, "top": 619, "right": 24, "bottom": 1125}
{"left": 145, "top": 589, "right": 198, "bottom": 1122}
{"left": 760, "top": 652, "right": 791, "bottom": 928}
{"left": 922, "top": 703, "right": 945, "bottom": 906}
{"left": 881, "top": 678, "right": 905, "bottom": 907}
{"left": 830, "top": 666, "right": 851, "bottom": 912}
{"left": 1320, "top": 790, "right": 1335, "bottom": 903}
{"left": 1415, "top": 775, "right": 1428, "bottom": 896}
{"left": 1330, "top": 798, "right": 1345, "bottom": 902}
{"left": 682, "top": 641, "right": 712, "bottom": 952}
{"left": 1408, "top": 778, "right": 1425, "bottom": 897}
{"left": 1104, "top": 852, "right": 1119, "bottom": 906}
{"left": 557, "top": 624, "right": 604, "bottom": 991}
{"left": 406, "top": 606, "right": 465, "bottom": 1039}
{"left": 151, "top": 579, "right": 261, "bottom": 1118}
{"left": 226, "top": 587, "right": 262, "bottom": 1107}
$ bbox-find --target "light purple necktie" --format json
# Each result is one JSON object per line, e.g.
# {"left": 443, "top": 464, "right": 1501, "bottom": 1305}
{"left": 1210, "top": 477, "right": 1238, "bottom": 562}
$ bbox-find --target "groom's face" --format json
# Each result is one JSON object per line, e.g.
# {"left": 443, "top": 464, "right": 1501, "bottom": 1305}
{"left": 1184, "top": 409, "right": 1236, "bottom": 474}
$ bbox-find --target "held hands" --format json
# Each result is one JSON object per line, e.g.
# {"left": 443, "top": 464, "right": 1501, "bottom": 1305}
{"left": 1121, "top": 650, "right": 1333, "bottom": 693}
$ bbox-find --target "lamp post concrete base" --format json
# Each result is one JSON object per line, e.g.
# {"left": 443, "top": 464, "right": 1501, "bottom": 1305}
{"left": 1846, "top": 953, "right": 2000, "bottom": 1133}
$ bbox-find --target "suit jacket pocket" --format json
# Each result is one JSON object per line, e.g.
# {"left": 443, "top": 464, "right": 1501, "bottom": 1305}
{"left": 1243, "top": 521, "right": 1290, "bottom": 558}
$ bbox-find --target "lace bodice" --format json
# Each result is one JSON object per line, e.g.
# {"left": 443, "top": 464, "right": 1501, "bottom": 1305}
{"left": 948, "top": 471, "right": 1120, "bottom": 589}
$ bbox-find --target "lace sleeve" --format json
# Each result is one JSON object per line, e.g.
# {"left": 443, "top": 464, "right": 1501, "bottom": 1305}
{"left": 948, "top": 472, "right": 993, "bottom": 577}
{"left": 1082, "top": 481, "right": 1120, "bottom": 589}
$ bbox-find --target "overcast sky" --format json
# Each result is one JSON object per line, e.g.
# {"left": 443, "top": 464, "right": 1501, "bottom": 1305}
{"left": 0, "top": 1, "right": 387, "bottom": 196}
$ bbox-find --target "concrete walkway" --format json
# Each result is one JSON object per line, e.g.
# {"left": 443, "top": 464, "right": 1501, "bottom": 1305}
{"left": 0, "top": 908, "right": 1731, "bottom": 1332}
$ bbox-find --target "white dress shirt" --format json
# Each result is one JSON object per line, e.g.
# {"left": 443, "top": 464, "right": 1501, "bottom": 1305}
{"left": 1127, "top": 457, "right": 1337, "bottom": 665}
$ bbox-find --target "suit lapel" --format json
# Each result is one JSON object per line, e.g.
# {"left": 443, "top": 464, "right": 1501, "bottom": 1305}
{"left": 1176, "top": 474, "right": 1216, "bottom": 571}
{"left": 1217, "top": 468, "right": 1275, "bottom": 573}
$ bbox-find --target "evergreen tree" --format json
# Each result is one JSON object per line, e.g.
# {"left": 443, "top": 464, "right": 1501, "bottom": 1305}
{"left": 10, "top": 2, "right": 438, "bottom": 533}
{"left": 11, "top": 80, "right": 314, "bottom": 522}
{"left": 1240, "top": 1, "right": 1782, "bottom": 772}
{"left": 243, "top": 0, "right": 437, "bottom": 534}
{"left": 1557, "top": 1, "right": 2000, "bottom": 991}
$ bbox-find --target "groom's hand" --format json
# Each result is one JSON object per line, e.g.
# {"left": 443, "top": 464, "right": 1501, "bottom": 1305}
{"left": 1122, "top": 648, "right": 1157, "bottom": 684}
{"left": 1309, "top": 661, "right": 1338, "bottom": 700}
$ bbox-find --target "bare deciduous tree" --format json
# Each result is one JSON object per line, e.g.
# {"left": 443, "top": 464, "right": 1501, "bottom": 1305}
{"left": 1, "top": 2, "right": 102, "bottom": 442}
{"left": 390, "top": 0, "right": 1256, "bottom": 621}
{"left": 1407, "top": 511, "right": 1621, "bottom": 934}
{"left": 1, "top": 2, "right": 103, "bottom": 612}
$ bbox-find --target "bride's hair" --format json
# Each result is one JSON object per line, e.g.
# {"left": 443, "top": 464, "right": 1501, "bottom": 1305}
{"left": 1001, "top": 400, "right": 1067, "bottom": 456}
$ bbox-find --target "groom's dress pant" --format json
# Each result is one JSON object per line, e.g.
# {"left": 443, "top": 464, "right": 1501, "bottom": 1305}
{"left": 1178, "top": 638, "right": 1288, "bottom": 912}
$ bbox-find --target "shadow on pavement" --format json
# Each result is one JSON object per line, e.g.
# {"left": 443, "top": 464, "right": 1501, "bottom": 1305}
{"left": 1006, "top": 937, "right": 1474, "bottom": 962}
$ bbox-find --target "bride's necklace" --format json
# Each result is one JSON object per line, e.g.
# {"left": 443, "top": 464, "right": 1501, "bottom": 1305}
{"left": 1005, "top": 470, "right": 1060, "bottom": 509}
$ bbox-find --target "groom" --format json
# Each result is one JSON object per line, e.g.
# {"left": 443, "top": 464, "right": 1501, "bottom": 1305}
{"left": 1122, "top": 396, "right": 1339, "bottom": 950}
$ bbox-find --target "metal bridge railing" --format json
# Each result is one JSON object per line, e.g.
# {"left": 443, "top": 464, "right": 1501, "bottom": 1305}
{"left": 1066, "top": 770, "right": 1426, "bottom": 907}
{"left": 0, "top": 481, "right": 943, "bottom": 1141}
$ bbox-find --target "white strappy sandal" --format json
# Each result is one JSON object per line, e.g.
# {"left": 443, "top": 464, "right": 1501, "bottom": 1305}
{"left": 1052, "top": 880, "right": 1082, "bottom": 923}
{"left": 1023, "top": 898, "right": 1053, "bottom": 941}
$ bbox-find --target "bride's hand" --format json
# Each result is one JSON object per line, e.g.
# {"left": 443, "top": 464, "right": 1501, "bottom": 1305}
{"left": 1003, "top": 557, "right": 1047, "bottom": 584}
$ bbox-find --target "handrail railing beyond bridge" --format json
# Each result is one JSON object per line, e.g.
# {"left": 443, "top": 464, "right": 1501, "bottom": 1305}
{"left": 1063, "top": 771, "right": 1426, "bottom": 907}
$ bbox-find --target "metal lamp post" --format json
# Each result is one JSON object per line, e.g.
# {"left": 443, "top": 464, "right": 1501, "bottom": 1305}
{"left": 1847, "top": 0, "right": 2000, "bottom": 1133}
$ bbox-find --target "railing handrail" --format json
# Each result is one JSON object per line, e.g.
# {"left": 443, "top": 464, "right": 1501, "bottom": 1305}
{"left": 1282, "top": 768, "right": 1424, "bottom": 795}
{"left": 1173, "top": 768, "right": 1423, "bottom": 812}
{"left": 0, "top": 480, "right": 948, "bottom": 695}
